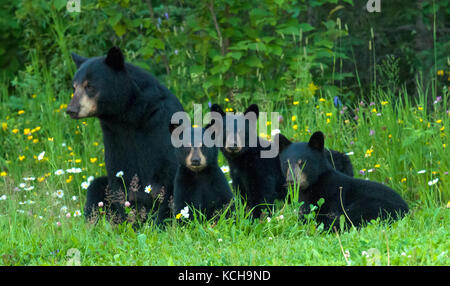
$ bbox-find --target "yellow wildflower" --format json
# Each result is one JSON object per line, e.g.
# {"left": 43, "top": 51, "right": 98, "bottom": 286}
{"left": 437, "top": 70, "right": 444, "bottom": 76}
{"left": 1, "top": 122, "right": 7, "bottom": 131}
{"left": 24, "top": 128, "right": 31, "bottom": 135}
{"left": 75, "top": 159, "right": 82, "bottom": 163}
{"left": 326, "top": 112, "right": 332, "bottom": 117}
{"left": 176, "top": 213, "right": 182, "bottom": 219}
{"left": 37, "top": 177, "right": 45, "bottom": 183}
{"left": 19, "top": 155, "right": 25, "bottom": 161}
{"left": 326, "top": 118, "right": 331, "bottom": 124}
{"left": 224, "top": 98, "right": 229, "bottom": 102}
{"left": 319, "top": 98, "right": 326, "bottom": 102}
{"left": 18, "top": 110, "right": 25, "bottom": 115}
{"left": 381, "top": 101, "right": 389, "bottom": 106}
{"left": 90, "top": 157, "right": 98, "bottom": 163}
{"left": 374, "top": 164, "right": 380, "bottom": 168}
{"left": 48, "top": 137, "right": 54, "bottom": 141}
{"left": 401, "top": 178, "right": 407, "bottom": 183}
{"left": 66, "top": 175, "right": 73, "bottom": 183}
{"left": 12, "top": 129, "right": 19, "bottom": 134}
{"left": 440, "top": 126, "right": 445, "bottom": 132}
{"left": 0, "top": 171, "right": 7, "bottom": 177}
{"left": 293, "top": 124, "right": 298, "bottom": 130}
{"left": 436, "top": 119, "right": 442, "bottom": 124}
{"left": 293, "top": 101, "right": 299, "bottom": 105}
{"left": 308, "top": 82, "right": 319, "bottom": 95}
{"left": 418, "top": 106, "right": 423, "bottom": 111}
{"left": 291, "top": 115, "right": 297, "bottom": 122}
{"left": 371, "top": 108, "right": 377, "bottom": 113}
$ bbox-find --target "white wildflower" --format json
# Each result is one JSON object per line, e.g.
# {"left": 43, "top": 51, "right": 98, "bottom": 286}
{"left": 38, "top": 151, "right": 45, "bottom": 161}
{"left": 180, "top": 206, "right": 189, "bottom": 219}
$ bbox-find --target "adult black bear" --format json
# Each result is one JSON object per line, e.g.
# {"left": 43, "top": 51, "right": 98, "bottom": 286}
{"left": 169, "top": 123, "right": 234, "bottom": 220}
{"left": 210, "top": 104, "right": 286, "bottom": 218}
{"left": 277, "top": 131, "right": 409, "bottom": 229}
{"left": 67, "top": 47, "right": 184, "bottom": 224}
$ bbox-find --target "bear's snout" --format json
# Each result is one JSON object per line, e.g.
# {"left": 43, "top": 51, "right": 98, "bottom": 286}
{"left": 66, "top": 104, "right": 80, "bottom": 119}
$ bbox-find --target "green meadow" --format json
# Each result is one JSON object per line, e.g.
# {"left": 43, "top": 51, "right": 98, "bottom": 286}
{"left": 0, "top": 1, "right": 449, "bottom": 266}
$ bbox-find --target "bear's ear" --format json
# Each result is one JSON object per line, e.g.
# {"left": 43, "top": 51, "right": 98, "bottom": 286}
{"left": 169, "top": 122, "right": 183, "bottom": 134}
{"left": 275, "top": 133, "right": 292, "bottom": 153}
{"left": 105, "top": 46, "right": 125, "bottom": 71}
{"left": 210, "top": 104, "right": 226, "bottom": 117}
{"left": 244, "top": 104, "right": 259, "bottom": 118}
{"left": 308, "top": 131, "right": 325, "bottom": 151}
{"left": 71, "top": 52, "right": 88, "bottom": 69}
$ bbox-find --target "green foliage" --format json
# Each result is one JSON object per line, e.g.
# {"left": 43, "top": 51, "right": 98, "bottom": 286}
{"left": 7, "top": 0, "right": 449, "bottom": 107}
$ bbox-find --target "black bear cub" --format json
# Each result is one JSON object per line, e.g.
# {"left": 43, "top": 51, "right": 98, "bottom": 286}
{"left": 169, "top": 123, "right": 234, "bottom": 220}
{"left": 277, "top": 131, "right": 409, "bottom": 229}
{"left": 276, "top": 133, "right": 354, "bottom": 185}
{"left": 210, "top": 104, "right": 286, "bottom": 218}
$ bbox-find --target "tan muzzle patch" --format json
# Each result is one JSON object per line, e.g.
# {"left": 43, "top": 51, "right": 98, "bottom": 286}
{"left": 185, "top": 147, "right": 207, "bottom": 172}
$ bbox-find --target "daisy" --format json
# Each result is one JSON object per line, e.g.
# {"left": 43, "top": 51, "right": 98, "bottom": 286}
{"left": 271, "top": 129, "right": 281, "bottom": 136}
{"left": 72, "top": 196, "right": 78, "bottom": 201}
{"left": 54, "top": 169, "right": 65, "bottom": 176}
{"left": 60, "top": 206, "right": 68, "bottom": 213}
{"left": 220, "top": 166, "right": 230, "bottom": 173}
{"left": 19, "top": 183, "right": 26, "bottom": 188}
{"left": 345, "top": 151, "right": 354, "bottom": 156}
{"left": 73, "top": 210, "right": 81, "bottom": 217}
{"left": 23, "top": 177, "right": 36, "bottom": 181}
{"left": 116, "top": 171, "right": 124, "bottom": 178}
{"left": 24, "top": 186, "right": 35, "bottom": 191}
{"left": 87, "top": 176, "right": 95, "bottom": 183}
{"left": 144, "top": 185, "right": 152, "bottom": 194}
{"left": 124, "top": 201, "right": 131, "bottom": 207}
{"left": 81, "top": 182, "right": 90, "bottom": 190}
{"left": 428, "top": 178, "right": 439, "bottom": 186}
{"left": 0, "top": 195, "right": 6, "bottom": 200}
{"left": 98, "top": 201, "right": 104, "bottom": 208}
{"left": 180, "top": 206, "right": 189, "bottom": 219}
{"left": 37, "top": 151, "right": 45, "bottom": 161}
{"left": 66, "top": 167, "right": 82, "bottom": 174}
{"left": 56, "top": 190, "right": 64, "bottom": 198}
{"left": 417, "top": 170, "right": 426, "bottom": 174}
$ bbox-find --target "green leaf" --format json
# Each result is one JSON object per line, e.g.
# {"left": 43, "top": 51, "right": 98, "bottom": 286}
{"left": 112, "top": 23, "right": 127, "bottom": 37}
{"left": 244, "top": 55, "right": 263, "bottom": 68}
{"left": 109, "top": 12, "right": 123, "bottom": 26}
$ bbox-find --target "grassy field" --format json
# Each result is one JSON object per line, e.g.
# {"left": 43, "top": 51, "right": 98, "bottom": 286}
{"left": 0, "top": 52, "right": 449, "bottom": 266}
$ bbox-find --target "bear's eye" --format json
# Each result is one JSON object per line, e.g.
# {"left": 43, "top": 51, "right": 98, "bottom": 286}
{"left": 85, "top": 82, "right": 95, "bottom": 93}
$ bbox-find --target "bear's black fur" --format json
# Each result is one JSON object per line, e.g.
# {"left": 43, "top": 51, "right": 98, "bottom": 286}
{"left": 277, "top": 131, "right": 409, "bottom": 229}
{"left": 170, "top": 123, "right": 233, "bottom": 220}
{"left": 67, "top": 47, "right": 184, "bottom": 224}
{"left": 210, "top": 104, "right": 286, "bottom": 218}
